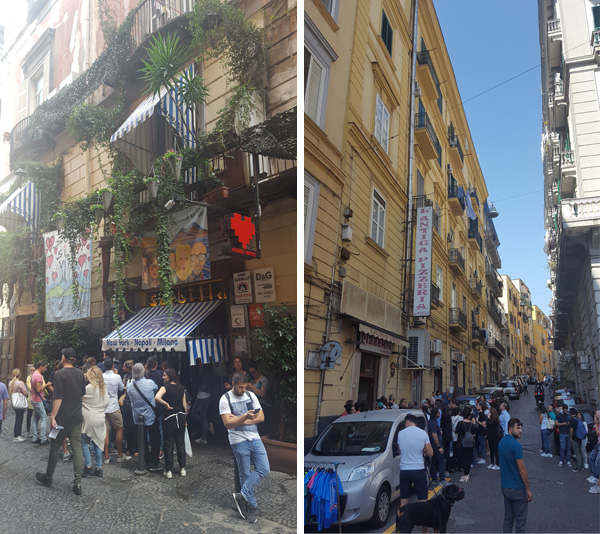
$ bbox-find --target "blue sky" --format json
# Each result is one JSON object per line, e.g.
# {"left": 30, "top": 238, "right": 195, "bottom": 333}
{"left": 433, "top": 0, "right": 552, "bottom": 316}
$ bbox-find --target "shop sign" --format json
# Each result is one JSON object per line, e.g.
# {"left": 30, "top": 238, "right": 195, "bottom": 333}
{"left": 233, "top": 271, "right": 253, "bottom": 304}
{"left": 359, "top": 331, "right": 393, "bottom": 356}
{"left": 254, "top": 267, "right": 276, "bottom": 303}
{"left": 413, "top": 207, "right": 432, "bottom": 317}
{"left": 221, "top": 213, "right": 259, "bottom": 258}
{"left": 249, "top": 303, "right": 264, "bottom": 327}
{"left": 234, "top": 335, "right": 248, "bottom": 357}
{"left": 231, "top": 304, "right": 246, "bottom": 329}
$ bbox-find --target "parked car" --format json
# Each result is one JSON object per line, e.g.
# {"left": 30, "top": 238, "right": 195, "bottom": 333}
{"left": 479, "top": 387, "right": 508, "bottom": 412}
{"left": 304, "top": 409, "right": 427, "bottom": 528}
{"left": 455, "top": 395, "right": 479, "bottom": 408}
{"left": 500, "top": 380, "right": 520, "bottom": 400}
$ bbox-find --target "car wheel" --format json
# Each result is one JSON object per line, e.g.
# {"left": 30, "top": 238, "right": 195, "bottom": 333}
{"left": 370, "top": 484, "right": 391, "bottom": 528}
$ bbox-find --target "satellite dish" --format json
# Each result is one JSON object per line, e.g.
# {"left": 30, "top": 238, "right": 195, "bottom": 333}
{"left": 319, "top": 341, "right": 342, "bottom": 370}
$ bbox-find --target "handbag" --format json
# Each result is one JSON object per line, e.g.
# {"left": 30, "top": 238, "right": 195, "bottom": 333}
{"left": 546, "top": 418, "right": 555, "bottom": 430}
{"left": 42, "top": 398, "right": 52, "bottom": 414}
{"left": 11, "top": 391, "right": 27, "bottom": 410}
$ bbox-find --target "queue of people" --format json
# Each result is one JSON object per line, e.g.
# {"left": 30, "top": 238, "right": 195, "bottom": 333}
{"left": 2, "top": 348, "right": 271, "bottom": 524}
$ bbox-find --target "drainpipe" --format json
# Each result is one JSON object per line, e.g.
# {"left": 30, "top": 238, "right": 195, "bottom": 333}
{"left": 403, "top": 0, "right": 419, "bottom": 332}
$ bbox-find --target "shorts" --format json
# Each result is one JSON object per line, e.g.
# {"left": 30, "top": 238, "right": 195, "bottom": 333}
{"left": 105, "top": 410, "right": 124, "bottom": 430}
{"left": 399, "top": 468, "right": 428, "bottom": 500}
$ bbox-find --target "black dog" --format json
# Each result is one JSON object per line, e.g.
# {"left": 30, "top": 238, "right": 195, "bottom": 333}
{"left": 396, "top": 483, "right": 465, "bottom": 533}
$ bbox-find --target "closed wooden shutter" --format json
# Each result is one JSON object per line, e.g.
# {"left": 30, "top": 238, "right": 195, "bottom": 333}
{"left": 593, "top": 5, "right": 600, "bottom": 29}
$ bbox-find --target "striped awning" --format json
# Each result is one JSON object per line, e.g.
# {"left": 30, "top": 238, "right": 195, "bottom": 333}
{"left": 110, "top": 65, "right": 197, "bottom": 182}
{"left": 188, "top": 337, "right": 229, "bottom": 366}
{"left": 0, "top": 182, "right": 40, "bottom": 232}
{"left": 101, "top": 300, "right": 222, "bottom": 352}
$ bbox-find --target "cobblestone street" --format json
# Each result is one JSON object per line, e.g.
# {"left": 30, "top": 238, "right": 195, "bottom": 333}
{"left": 0, "top": 410, "right": 297, "bottom": 533}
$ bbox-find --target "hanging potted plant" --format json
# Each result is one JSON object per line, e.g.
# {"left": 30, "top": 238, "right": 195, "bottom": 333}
{"left": 251, "top": 304, "right": 297, "bottom": 474}
{"left": 144, "top": 175, "right": 159, "bottom": 199}
{"left": 90, "top": 204, "right": 105, "bottom": 225}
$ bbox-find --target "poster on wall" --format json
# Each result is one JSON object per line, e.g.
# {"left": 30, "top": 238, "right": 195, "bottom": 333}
{"left": 44, "top": 230, "right": 93, "bottom": 322}
{"left": 234, "top": 335, "right": 248, "bottom": 357}
{"left": 140, "top": 206, "right": 210, "bottom": 288}
{"left": 248, "top": 303, "right": 264, "bottom": 327}
{"left": 231, "top": 304, "right": 246, "bottom": 329}
{"left": 253, "top": 267, "right": 276, "bottom": 303}
{"left": 413, "top": 207, "right": 432, "bottom": 317}
{"left": 233, "top": 271, "right": 253, "bottom": 304}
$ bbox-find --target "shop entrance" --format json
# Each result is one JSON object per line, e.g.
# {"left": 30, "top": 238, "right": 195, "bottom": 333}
{"left": 358, "top": 352, "right": 379, "bottom": 410}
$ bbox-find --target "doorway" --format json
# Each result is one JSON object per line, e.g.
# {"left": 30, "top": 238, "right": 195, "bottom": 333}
{"left": 358, "top": 352, "right": 379, "bottom": 409}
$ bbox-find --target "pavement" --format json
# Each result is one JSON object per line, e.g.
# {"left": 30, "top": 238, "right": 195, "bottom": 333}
{"left": 0, "top": 410, "right": 296, "bottom": 533}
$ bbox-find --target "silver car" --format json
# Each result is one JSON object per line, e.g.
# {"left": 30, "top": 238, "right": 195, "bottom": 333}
{"left": 304, "top": 409, "right": 427, "bottom": 528}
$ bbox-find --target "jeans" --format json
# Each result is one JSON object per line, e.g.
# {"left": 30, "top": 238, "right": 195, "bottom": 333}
{"left": 431, "top": 447, "right": 446, "bottom": 481}
{"left": 540, "top": 429, "right": 551, "bottom": 455}
{"left": 571, "top": 440, "right": 583, "bottom": 469}
{"left": 31, "top": 400, "right": 48, "bottom": 443}
{"left": 232, "top": 438, "right": 270, "bottom": 508}
{"left": 589, "top": 443, "right": 600, "bottom": 478}
{"left": 46, "top": 423, "right": 83, "bottom": 486}
{"left": 501, "top": 487, "right": 528, "bottom": 533}
{"left": 164, "top": 428, "right": 186, "bottom": 471}
{"left": 81, "top": 433, "right": 103, "bottom": 468}
{"left": 14, "top": 409, "right": 25, "bottom": 438}
{"left": 559, "top": 433, "right": 570, "bottom": 463}
{"left": 189, "top": 397, "right": 210, "bottom": 440}
{"left": 477, "top": 435, "right": 486, "bottom": 460}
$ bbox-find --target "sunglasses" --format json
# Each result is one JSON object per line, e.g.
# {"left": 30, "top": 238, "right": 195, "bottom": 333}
{"left": 514, "top": 421, "right": 523, "bottom": 427}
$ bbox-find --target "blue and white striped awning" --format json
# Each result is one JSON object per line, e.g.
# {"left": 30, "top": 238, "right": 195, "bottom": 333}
{"left": 188, "top": 337, "right": 229, "bottom": 366}
{"left": 0, "top": 182, "right": 40, "bottom": 232}
{"left": 110, "top": 64, "right": 197, "bottom": 182}
{"left": 101, "top": 300, "right": 221, "bottom": 352}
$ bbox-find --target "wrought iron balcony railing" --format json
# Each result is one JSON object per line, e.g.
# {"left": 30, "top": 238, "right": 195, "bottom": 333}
{"left": 448, "top": 248, "right": 465, "bottom": 272}
{"left": 450, "top": 308, "right": 467, "bottom": 330}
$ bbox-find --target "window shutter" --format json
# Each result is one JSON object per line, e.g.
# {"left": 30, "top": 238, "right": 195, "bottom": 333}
{"left": 304, "top": 50, "right": 323, "bottom": 123}
{"left": 375, "top": 94, "right": 383, "bottom": 141}
{"left": 17, "top": 79, "right": 28, "bottom": 121}
{"left": 594, "top": 5, "right": 600, "bottom": 29}
{"left": 382, "top": 106, "right": 389, "bottom": 152}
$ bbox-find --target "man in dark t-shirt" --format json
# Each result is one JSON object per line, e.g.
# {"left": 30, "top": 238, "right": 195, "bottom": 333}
{"left": 36, "top": 348, "right": 86, "bottom": 495}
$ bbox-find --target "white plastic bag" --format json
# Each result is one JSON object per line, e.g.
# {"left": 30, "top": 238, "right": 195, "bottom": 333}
{"left": 184, "top": 428, "right": 193, "bottom": 458}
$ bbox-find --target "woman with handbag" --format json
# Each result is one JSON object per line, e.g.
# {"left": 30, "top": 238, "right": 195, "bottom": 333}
{"left": 539, "top": 406, "right": 553, "bottom": 457}
{"left": 8, "top": 368, "right": 28, "bottom": 442}
{"left": 81, "top": 366, "right": 110, "bottom": 477}
{"left": 155, "top": 368, "right": 188, "bottom": 479}
{"left": 455, "top": 406, "right": 476, "bottom": 482}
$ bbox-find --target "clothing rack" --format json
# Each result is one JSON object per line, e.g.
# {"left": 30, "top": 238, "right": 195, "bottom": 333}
{"left": 304, "top": 461, "right": 345, "bottom": 533}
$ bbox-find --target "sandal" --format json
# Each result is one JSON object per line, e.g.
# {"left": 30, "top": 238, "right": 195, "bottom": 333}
{"left": 464, "top": 475, "right": 470, "bottom": 482}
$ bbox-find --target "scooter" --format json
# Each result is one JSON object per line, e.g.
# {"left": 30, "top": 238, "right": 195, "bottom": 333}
{"left": 535, "top": 389, "right": 545, "bottom": 408}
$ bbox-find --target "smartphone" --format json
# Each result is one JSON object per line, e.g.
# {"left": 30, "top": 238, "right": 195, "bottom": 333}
{"left": 251, "top": 408, "right": 261, "bottom": 414}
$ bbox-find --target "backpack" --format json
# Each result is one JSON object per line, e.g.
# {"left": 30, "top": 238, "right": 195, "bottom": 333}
{"left": 461, "top": 422, "right": 475, "bottom": 448}
{"left": 575, "top": 419, "right": 587, "bottom": 440}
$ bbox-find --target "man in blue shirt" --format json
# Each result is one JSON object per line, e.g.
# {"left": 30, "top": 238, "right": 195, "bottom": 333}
{"left": 498, "top": 418, "right": 532, "bottom": 533}
{"left": 499, "top": 402, "right": 510, "bottom": 437}
{"left": 555, "top": 405, "right": 572, "bottom": 467}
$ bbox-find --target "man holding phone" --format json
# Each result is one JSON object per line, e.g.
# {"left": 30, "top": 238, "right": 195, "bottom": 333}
{"left": 220, "top": 371, "right": 270, "bottom": 524}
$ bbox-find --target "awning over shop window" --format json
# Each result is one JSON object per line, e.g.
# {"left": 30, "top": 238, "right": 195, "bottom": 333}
{"left": 0, "top": 182, "right": 40, "bottom": 232}
{"left": 188, "top": 337, "right": 229, "bottom": 366}
{"left": 101, "top": 300, "right": 222, "bottom": 352}
{"left": 110, "top": 65, "right": 196, "bottom": 181}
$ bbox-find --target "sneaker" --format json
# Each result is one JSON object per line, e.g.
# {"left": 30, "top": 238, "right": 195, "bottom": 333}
{"left": 148, "top": 465, "right": 163, "bottom": 473}
{"left": 492, "top": 465, "right": 500, "bottom": 470}
{"left": 233, "top": 492, "right": 248, "bottom": 519}
{"left": 92, "top": 468, "right": 103, "bottom": 478}
{"left": 445, "top": 471, "right": 450, "bottom": 477}
{"left": 585, "top": 463, "right": 589, "bottom": 469}
{"left": 104, "top": 457, "right": 111, "bottom": 464}
{"left": 487, "top": 463, "right": 494, "bottom": 469}
{"left": 82, "top": 466, "right": 93, "bottom": 478}
{"left": 572, "top": 467, "right": 579, "bottom": 472}
{"left": 567, "top": 462, "right": 572, "bottom": 467}
{"left": 538, "top": 449, "right": 544, "bottom": 455}
{"left": 63, "top": 452, "right": 72, "bottom": 461}
{"left": 73, "top": 484, "right": 82, "bottom": 496}
{"left": 589, "top": 485, "right": 600, "bottom": 494}
{"left": 194, "top": 437, "right": 207, "bottom": 444}
{"left": 39, "top": 441, "right": 49, "bottom": 446}
{"left": 246, "top": 504, "right": 257, "bottom": 524}
{"left": 163, "top": 470, "right": 172, "bottom": 479}
{"left": 159, "top": 450, "right": 164, "bottom": 460}
{"left": 477, "top": 458, "right": 486, "bottom": 464}
{"left": 117, "top": 455, "right": 132, "bottom": 463}
{"left": 558, "top": 461, "right": 563, "bottom": 467}
{"left": 13, "top": 436, "right": 26, "bottom": 442}
{"left": 180, "top": 468, "right": 186, "bottom": 477}
{"left": 35, "top": 473, "right": 52, "bottom": 486}
{"left": 588, "top": 477, "right": 599, "bottom": 484}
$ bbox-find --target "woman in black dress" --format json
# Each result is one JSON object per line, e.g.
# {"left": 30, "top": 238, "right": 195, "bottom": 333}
{"left": 455, "top": 406, "right": 476, "bottom": 482}
{"left": 155, "top": 369, "right": 187, "bottom": 479}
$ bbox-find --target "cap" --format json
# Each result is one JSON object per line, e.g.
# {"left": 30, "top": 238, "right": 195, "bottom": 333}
{"left": 61, "top": 347, "right": 77, "bottom": 362}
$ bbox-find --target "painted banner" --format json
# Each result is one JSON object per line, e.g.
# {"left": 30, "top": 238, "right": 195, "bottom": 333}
{"left": 44, "top": 230, "right": 93, "bottom": 322}
{"left": 140, "top": 205, "right": 210, "bottom": 289}
{"left": 413, "top": 207, "right": 433, "bottom": 317}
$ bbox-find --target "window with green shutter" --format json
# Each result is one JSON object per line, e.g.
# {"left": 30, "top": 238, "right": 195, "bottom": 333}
{"left": 593, "top": 5, "right": 600, "bottom": 30}
{"left": 381, "top": 11, "right": 393, "bottom": 56}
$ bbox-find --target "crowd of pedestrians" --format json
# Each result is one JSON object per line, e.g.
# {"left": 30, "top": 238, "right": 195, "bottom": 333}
{"left": 2, "top": 348, "right": 271, "bottom": 524}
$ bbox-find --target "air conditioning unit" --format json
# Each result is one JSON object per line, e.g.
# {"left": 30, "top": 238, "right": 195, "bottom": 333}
{"left": 456, "top": 353, "right": 466, "bottom": 363}
{"left": 431, "top": 339, "right": 443, "bottom": 354}
{"left": 431, "top": 356, "right": 442, "bottom": 369}
{"left": 405, "top": 329, "right": 431, "bottom": 368}
{"left": 413, "top": 316, "right": 427, "bottom": 326}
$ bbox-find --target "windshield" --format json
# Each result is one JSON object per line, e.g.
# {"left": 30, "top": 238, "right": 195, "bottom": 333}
{"left": 500, "top": 382, "right": 514, "bottom": 388}
{"left": 312, "top": 421, "right": 393, "bottom": 456}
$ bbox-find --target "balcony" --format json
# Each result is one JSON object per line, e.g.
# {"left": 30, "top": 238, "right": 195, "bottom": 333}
{"left": 559, "top": 150, "right": 576, "bottom": 197}
{"left": 469, "top": 278, "right": 482, "bottom": 300}
{"left": 471, "top": 324, "right": 482, "bottom": 345}
{"left": 414, "top": 112, "right": 440, "bottom": 160}
{"left": 488, "top": 337, "right": 506, "bottom": 359}
{"left": 488, "top": 298, "right": 503, "bottom": 325}
{"left": 448, "top": 248, "right": 465, "bottom": 275}
{"left": 592, "top": 29, "right": 600, "bottom": 66}
{"left": 524, "top": 334, "right": 530, "bottom": 345}
{"left": 530, "top": 345, "right": 537, "bottom": 355}
{"left": 10, "top": 116, "right": 53, "bottom": 167}
{"left": 416, "top": 49, "right": 439, "bottom": 101}
{"left": 448, "top": 134, "right": 464, "bottom": 168}
{"left": 431, "top": 282, "right": 440, "bottom": 308}
{"left": 413, "top": 195, "right": 433, "bottom": 209}
{"left": 468, "top": 218, "right": 483, "bottom": 253}
{"left": 485, "top": 259, "right": 502, "bottom": 297}
{"left": 449, "top": 308, "right": 467, "bottom": 332}
{"left": 447, "top": 175, "right": 464, "bottom": 216}
{"left": 554, "top": 78, "right": 566, "bottom": 107}
{"left": 561, "top": 196, "right": 600, "bottom": 231}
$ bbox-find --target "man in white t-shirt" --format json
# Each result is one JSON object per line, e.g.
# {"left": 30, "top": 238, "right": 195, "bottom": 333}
{"left": 220, "top": 371, "right": 270, "bottom": 525}
{"left": 397, "top": 413, "right": 434, "bottom": 513}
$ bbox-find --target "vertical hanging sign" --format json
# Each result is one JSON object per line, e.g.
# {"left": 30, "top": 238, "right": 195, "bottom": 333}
{"left": 413, "top": 207, "right": 433, "bottom": 317}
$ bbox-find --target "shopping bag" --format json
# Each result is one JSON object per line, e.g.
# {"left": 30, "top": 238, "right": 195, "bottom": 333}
{"left": 184, "top": 427, "right": 193, "bottom": 458}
